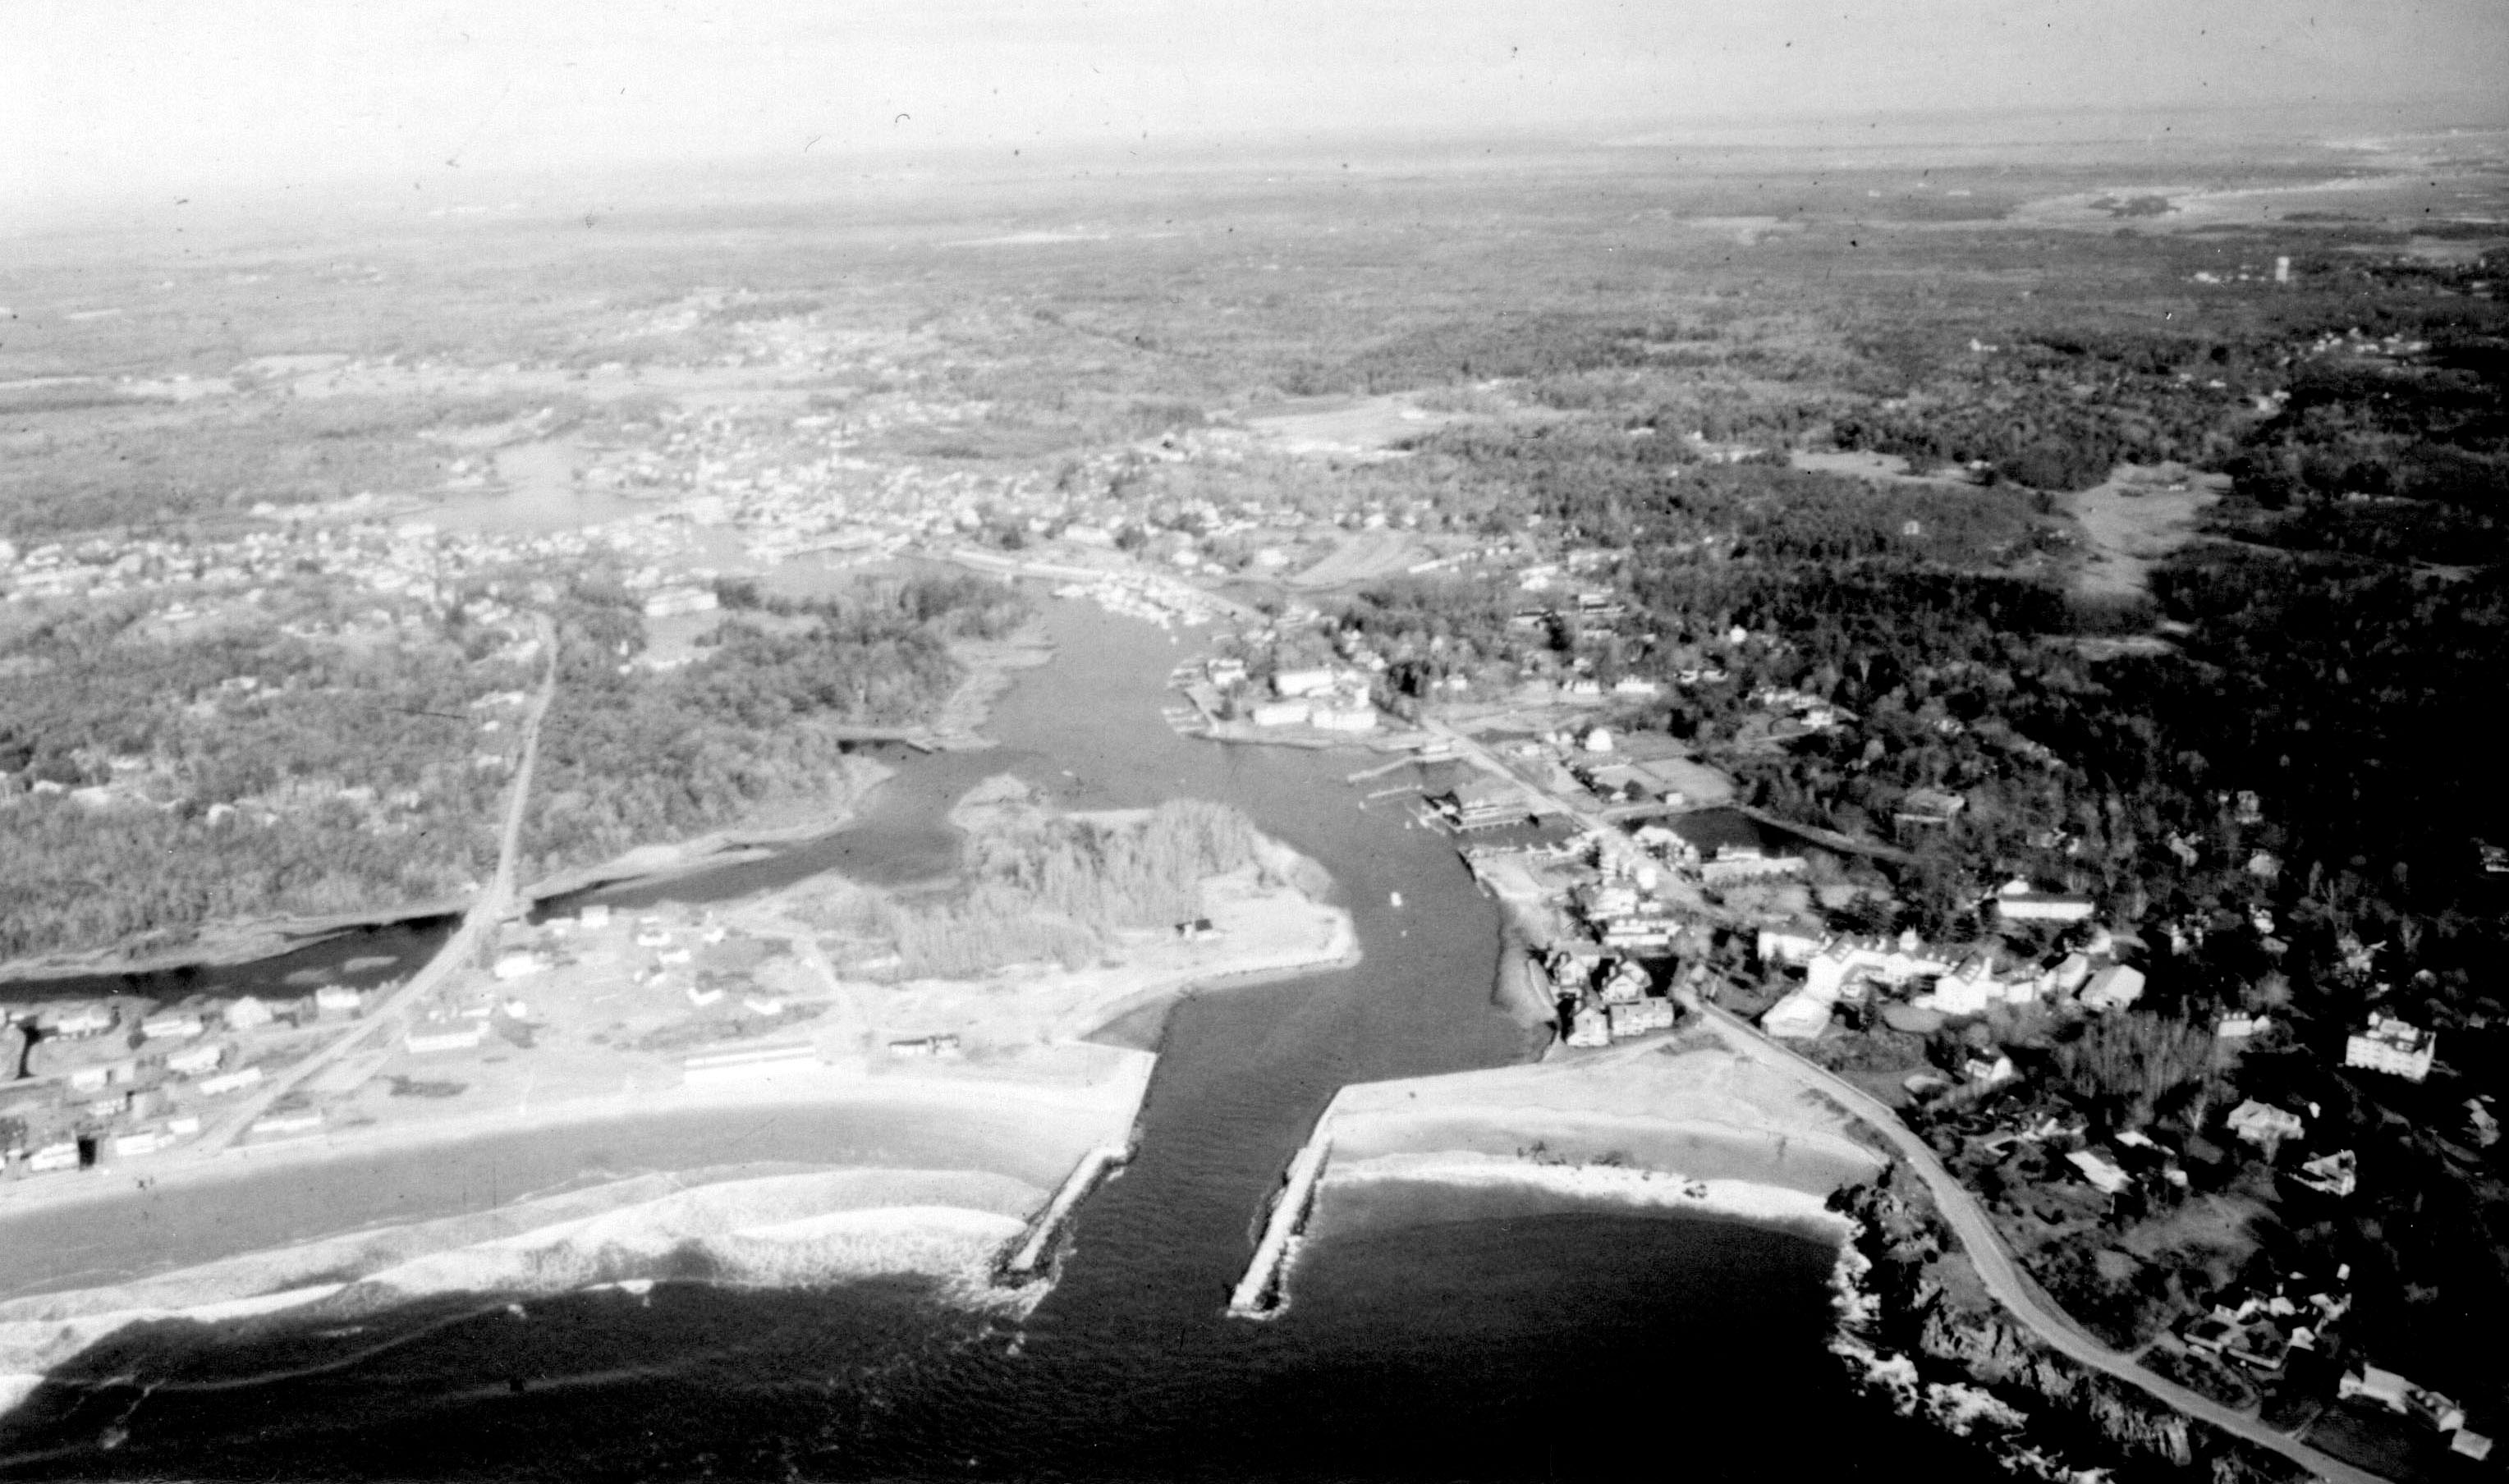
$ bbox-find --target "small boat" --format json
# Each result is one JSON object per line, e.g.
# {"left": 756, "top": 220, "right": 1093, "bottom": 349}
{"left": 1388, "top": 891, "right": 1403, "bottom": 909}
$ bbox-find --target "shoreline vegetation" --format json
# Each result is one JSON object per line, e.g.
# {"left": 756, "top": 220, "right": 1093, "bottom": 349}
{"left": 0, "top": 705, "right": 1360, "bottom": 1392}
{"left": 0, "top": 617, "right": 1056, "bottom": 989}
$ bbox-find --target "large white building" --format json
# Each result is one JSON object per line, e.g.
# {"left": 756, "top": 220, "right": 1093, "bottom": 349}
{"left": 2344, "top": 1015, "right": 2435, "bottom": 1082}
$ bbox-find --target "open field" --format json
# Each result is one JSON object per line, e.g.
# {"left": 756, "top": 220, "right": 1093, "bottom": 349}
{"left": 2062, "top": 465, "right": 2231, "bottom": 598}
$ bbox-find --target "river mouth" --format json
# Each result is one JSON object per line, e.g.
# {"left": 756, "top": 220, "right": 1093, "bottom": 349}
{"left": 0, "top": 594, "right": 1998, "bottom": 1482}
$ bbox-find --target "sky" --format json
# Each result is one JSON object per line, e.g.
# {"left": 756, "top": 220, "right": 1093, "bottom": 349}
{"left": 4, "top": 0, "right": 2505, "bottom": 213}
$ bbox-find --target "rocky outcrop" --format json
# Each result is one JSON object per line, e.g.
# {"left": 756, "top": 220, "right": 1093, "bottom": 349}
{"left": 1829, "top": 1177, "right": 2305, "bottom": 1483}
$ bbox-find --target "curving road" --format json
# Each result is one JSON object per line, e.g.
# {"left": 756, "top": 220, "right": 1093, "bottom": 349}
{"left": 201, "top": 615, "right": 559, "bottom": 1155}
{"left": 1693, "top": 1003, "right": 2384, "bottom": 1484}
{"left": 1414, "top": 714, "right": 2383, "bottom": 1482}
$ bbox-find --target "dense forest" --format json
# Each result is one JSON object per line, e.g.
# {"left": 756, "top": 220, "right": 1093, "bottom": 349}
{"left": 522, "top": 571, "right": 1027, "bottom": 878}
{"left": 1321, "top": 254, "right": 2509, "bottom": 1411}
{"left": 802, "top": 799, "right": 1264, "bottom": 978}
{"left": 0, "top": 585, "right": 512, "bottom": 959}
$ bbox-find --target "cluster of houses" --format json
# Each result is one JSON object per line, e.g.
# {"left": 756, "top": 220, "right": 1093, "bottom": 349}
{"left": 1543, "top": 947, "right": 1686, "bottom": 1047}
{"left": 1750, "top": 907, "right": 2144, "bottom": 1047}
{"left": 2337, "top": 1364, "right": 2492, "bottom": 1460}
{"left": 2178, "top": 1268, "right": 2355, "bottom": 1389}
{"left": 1243, "top": 663, "right": 1383, "bottom": 733}
{"left": 0, "top": 983, "right": 371, "bottom": 1175}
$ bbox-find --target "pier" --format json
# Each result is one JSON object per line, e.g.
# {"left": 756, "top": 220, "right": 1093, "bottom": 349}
{"left": 998, "top": 1143, "right": 1131, "bottom": 1281}
{"left": 1226, "top": 1107, "right": 1337, "bottom": 1318}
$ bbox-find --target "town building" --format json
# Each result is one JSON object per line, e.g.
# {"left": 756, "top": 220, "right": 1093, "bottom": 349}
{"left": 2295, "top": 1149, "right": 2357, "bottom": 1197}
{"left": 2066, "top": 1150, "right": 2133, "bottom": 1195}
{"left": 139, "top": 1011, "right": 204, "bottom": 1042}
{"left": 1761, "top": 986, "right": 1837, "bottom": 1040}
{"left": 1443, "top": 776, "right": 1530, "bottom": 832}
{"left": 2078, "top": 964, "right": 2146, "bottom": 1014}
{"left": 2227, "top": 1099, "right": 2305, "bottom": 1148}
{"left": 405, "top": 1024, "right": 485, "bottom": 1055}
{"left": 164, "top": 1042, "right": 224, "bottom": 1076}
{"left": 2343, "top": 1014, "right": 2435, "bottom": 1082}
{"left": 1989, "top": 880, "right": 2097, "bottom": 923}
{"left": 683, "top": 1042, "right": 822, "bottom": 1088}
{"left": 1894, "top": 789, "right": 1967, "bottom": 827}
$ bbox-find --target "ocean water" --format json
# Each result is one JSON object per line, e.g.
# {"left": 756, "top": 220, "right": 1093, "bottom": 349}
{"left": 0, "top": 600, "right": 2001, "bottom": 1480}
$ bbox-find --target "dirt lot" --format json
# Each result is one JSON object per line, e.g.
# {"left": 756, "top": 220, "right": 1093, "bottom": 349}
{"left": 1288, "top": 531, "right": 1429, "bottom": 589}
{"left": 1788, "top": 449, "right": 1983, "bottom": 489}
{"left": 2062, "top": 464, "right": 2228, "bottom": 598}
{"left": 1242, "top": 393, "right": 1461, "bottom": 458}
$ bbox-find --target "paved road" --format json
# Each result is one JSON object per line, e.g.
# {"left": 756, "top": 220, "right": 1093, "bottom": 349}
{"left": 201, "top": 616, "right": 559, "bottom": 1154}
{"left": 1417, "top": 712, "right": 2382, "bottom": 1482}
{"left": 1696, "top": 1002, "right": 2383, "bottom": 1483}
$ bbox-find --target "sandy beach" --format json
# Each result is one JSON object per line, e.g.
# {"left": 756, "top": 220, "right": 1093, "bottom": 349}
{"left": 1307, "top": 1028, "right": 1884, "bottom": 1234}
{"left": 0, "top": 1162, "right": 1060, "bottom": 1418}
{"left": 1328, "top": 1032, "right": 1880, "bottom": 1179}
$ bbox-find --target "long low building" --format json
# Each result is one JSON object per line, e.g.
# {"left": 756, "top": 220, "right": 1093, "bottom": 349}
{"left": 683, "top": 1042, "right": 825, "bottom": 1088}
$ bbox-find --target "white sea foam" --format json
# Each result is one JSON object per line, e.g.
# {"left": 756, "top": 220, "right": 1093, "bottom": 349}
{"left": 0, "top": 1169, "right": 1048, "bottom": 1420}
{"left": 0, "top": 1282, "right": 346, "bottom": 1410}
{"left": 1323, "top": 1151, "right": 1850, "bottom": 1234}
{"left": 346, "top": 1200, "right": 1028, "bottom": 1308}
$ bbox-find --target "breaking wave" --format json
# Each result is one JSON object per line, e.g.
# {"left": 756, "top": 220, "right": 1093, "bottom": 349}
{"left": 1323, "top": 1151, "right": 1851, "bottom": 1234}
{"left": 0, "top": 1168, "right": 1048, "bottom": 1420}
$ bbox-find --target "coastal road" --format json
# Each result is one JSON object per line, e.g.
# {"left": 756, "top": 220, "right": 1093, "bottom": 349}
{"left": 1419, "top": 711, "right": 2384, "bottom": 1482}
{"left": 200, "top": 615, "right": 560, "bottom": 1155}
{"left": 1692, "top": 1004, "right": 2387, "bottom": 1484}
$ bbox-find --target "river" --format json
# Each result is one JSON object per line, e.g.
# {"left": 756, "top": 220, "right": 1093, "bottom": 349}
{"left": 0, "top": 598, "right": 1996, "bottom": 1480}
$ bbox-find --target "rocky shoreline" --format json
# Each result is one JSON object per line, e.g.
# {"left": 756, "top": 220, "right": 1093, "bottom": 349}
{"left": 1826, "top": 1175, "right": 2314, "bottom": 1483}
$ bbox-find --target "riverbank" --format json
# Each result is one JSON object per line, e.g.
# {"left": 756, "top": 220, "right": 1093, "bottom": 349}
{"left": 0, "top": 902, "right": 469, "bottom": 990}
{"left": 0, "top": 615, "right": 1055, "bottom": 992}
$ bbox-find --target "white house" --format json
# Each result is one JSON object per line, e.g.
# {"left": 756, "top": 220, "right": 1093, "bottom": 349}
{"left": 405, "top": 1024, "right": 484, "bottom": 1055}
{"left": 682, "top": 1042, "right": 821, "bottom": 1089}
{"left": 642, "top": 585, "right": 719, "bottom": 619}
{"left": 1762, "top": 986, "right": 1837, "bottom": 1039}
{"left": 2227, "top": 1099, "right": 2305, "bottom": 1147}
{"left": 140, "top": 1012, "right": 204, "bottom": 1042}
{"left": 1273, "top": 667, "right": 1336, "bottom": 698}
{"left": 1567, "top": 1004, "right": 1613, "bottom": 1048}
{"left": 165, "top": 1042, "right": 225, "bottom": 1076}
{"left": 2066, "top": 1150, "right": 2133, "bottom": 1195}
{"left": 2079, "top": 965, "right": 2147, "bottom": 1014}
{"left": 2343, "top": 1015, "right": 2434, "bottom": 1082}
{"left": 492, "top": 951, "right": 548, "bottom": 982}
{"left": 43, "top": 1005, "right": 115, "bottom": 1039}
{"left": 1311, "top": 705, "right": 1380, "bottom": 733}
{"left": 198, "top": 1065, "right": 265, "bottom": 1096}
{"left": 2340, "top": 1366, "right": 2413, "bottom": 1412}
{"left": 1755, "top": 928, "right": 1823, "bottom": 967}
{"left": 1991, "top": 880, "right": 2097, "bottom": 923}
{"left": 2295, "top": 1149, "right": 2357, "bottom": 1197}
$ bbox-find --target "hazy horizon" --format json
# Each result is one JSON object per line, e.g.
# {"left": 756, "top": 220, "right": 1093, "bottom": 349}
{"left": 7, "top": 0, "right": 2505, "bottom": 231}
